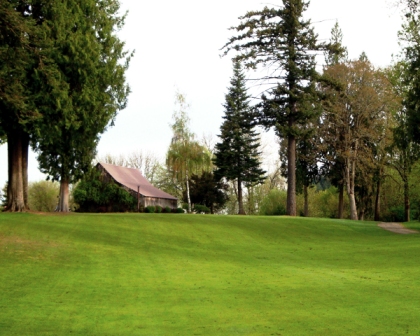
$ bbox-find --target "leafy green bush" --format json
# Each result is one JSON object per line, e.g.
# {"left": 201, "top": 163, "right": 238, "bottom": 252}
{"left": 28, "top": 180, "right": 59, "bottom": 212}
{"left": 155, "top": 205, "right": 162, "bottom": 213}
{"left": 193, "top": 204, "right": 210, "bottom": 214}
{"left": 259, "top": 189, "right": 287, "bottom": 216}
{"left": 175, "top": 207, "right": 185, "bottom": 213}
{"left": 163, "top": 206, "right": 171, "bottom": 213}
{"left": 383, "top": 206, "right": 405, "bottom": 222}
{"left": 145, "top": 206, "right": 155, "bottom": 213}
{"left": 73, "top": 169, "right": 136, "bottom": 212}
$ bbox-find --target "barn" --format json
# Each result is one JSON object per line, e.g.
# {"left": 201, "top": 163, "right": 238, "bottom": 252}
{"left": 97, "top": 162, "right": 178, "bottom": 210}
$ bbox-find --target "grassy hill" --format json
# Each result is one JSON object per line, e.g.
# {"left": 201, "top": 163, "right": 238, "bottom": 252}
{"left": 1, "top": 213, "right": 419, "bottom": 335}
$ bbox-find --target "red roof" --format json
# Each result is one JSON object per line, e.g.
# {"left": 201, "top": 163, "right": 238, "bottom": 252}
{"left": 98, "top": 162, "right": 177, "bottom": 200}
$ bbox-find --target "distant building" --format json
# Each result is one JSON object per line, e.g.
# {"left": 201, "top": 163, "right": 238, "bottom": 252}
{"left": 97, "top": 162, "right": 177, "bottom": 210}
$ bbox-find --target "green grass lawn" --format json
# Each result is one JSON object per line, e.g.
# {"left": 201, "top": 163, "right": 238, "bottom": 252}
{"left": 0, "top": 213, "right": 419, "bottom": 335}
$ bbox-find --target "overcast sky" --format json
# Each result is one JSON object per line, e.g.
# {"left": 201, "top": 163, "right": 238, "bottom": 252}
{"left": 0, "top": 0, "right": 405, "bottom": 189}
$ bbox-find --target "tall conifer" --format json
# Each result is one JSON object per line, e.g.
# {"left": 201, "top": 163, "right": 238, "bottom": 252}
{"left": 213, "top": 61, "right": 265, "bottom": 215}
{"left": 223, "top": 0, "right": 322, "bottom": 216}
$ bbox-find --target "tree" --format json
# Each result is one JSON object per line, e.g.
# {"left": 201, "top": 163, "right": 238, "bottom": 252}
{"left": 320, "top": 57, "right": 396, "bottom": 220}
{"left": 166, "top": 92, "right": 211, "bottom": 213}
{"left": 387, "top": 62, "right": 420, "bottom": 221}
{"left": 222, "top": 0, "right": 321, "bottom": 216}
{"left": 0, "top": 1, "right": 47, "bottom": 211}
{"left": 213, "top": 61, "right": 266, "bottom": 215}
{"left": 184, "top": 172, "right": 229, "bottom": 214}
{"left": 33, "top": 0, "right": 131, "bottom": 212}
{"left": 400, "top": 12, "right": 420, "bottom": 146}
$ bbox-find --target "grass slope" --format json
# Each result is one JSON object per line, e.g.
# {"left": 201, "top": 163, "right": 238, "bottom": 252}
{"left": 0, "top": 213, "right": 419, "bottom": 335}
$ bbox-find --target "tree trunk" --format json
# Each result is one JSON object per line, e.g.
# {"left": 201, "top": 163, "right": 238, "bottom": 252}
{"left": 404, "top": 178, "right": 410, "bottom": 222}
{"left": 287, "top": 133, "right": 297, "bottom": 216}
{"left": 303, "top": 184, "right": 309, "bottom": 217}
{"left": 338, "top": 183, "right": 344, "bottom": 219}
{"left": 374, "top": 175, "right": 381, "bottom": 221}
{"left": 185, "top": 168, "right": 191, "bottom": 213}
{"left": 237, "top": 177, "right": 245, "bottom": 215}
{"left": 6, "top": 129, "right": 29, "bottom": 212}
{"left": 346, "top": 156, "right": 358, "bottom": 220}
{"left": 57, "top": 177, "right": 70, "bottom": 212}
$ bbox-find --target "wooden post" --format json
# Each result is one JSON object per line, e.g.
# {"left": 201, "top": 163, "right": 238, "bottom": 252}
{"left": 137, "top": 185, "right": 140, "bottom": 212}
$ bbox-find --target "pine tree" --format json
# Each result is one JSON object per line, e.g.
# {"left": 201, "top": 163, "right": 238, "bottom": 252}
{"left": 213, "top": 61, "right": 266, "bottom": 215}
{"left": 222, "top": 0, "right": 322, "bottom": 216}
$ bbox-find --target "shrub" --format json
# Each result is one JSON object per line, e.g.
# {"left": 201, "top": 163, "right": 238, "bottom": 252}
{"left": 163, "top": 206, "right": 171, "bottom": 213}
{"left": 145, "top": 206, "right": 155, "bottom": 213}
{"left": 383, "top": 206, "right": 405, "bottom": 222}
{"left": 176, "top": 207, "right": 185, "bottom": 213}
{"left": 259, "top": 189, "right": 287, "bottom": 216}
{"left": 193, "top": 204, "right": 210, "bottom": 214}
{"left": 155, "top": 205, "right": 162, "bottom": 213}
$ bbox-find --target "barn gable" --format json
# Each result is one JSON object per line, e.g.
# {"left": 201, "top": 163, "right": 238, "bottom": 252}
{"left": 97, "top": 162, "right": 177, "bottom": 209}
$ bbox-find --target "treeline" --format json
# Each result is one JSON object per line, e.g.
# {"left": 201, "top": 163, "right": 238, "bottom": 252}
{"left": 2, "top": 0, "right": 420, "bottom": 221}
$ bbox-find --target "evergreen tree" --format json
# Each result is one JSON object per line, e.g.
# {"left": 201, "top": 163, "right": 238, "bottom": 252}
{"left": 32, "top": 0, "right": 131, "bottom": 212}
{"left": 400, "top": 12, "right": 420, "bottom": 144}
{"left": 213, "top": 61, "right": 266, "bottom": 215}
{"left": 1, "top": 0, "right": 131, "bottom": 212}
{"left": 222, "top": 0, "right": 322, "bottom": 216}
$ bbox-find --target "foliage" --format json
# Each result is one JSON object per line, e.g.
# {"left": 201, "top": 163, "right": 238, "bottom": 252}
{"left": 27, "top": 180, "right": 59, "bottom": 212}
{"left": 175, "top": 207, "right": 185, "bottom": 213}
{"left": 213, "top": 61, "right": 265, "bottom": 214}
{"left": 259, "top": 189, "right": 287, "bottom": 216}
{"left": 0, "top": 182, "right": 7, "bottom": 211}
{"left": 73, "top": 169, "right": 135, "bottom": 212}
{"left": 320, "top": 57, "right": 397, "bottom": 220}
{"left": 183, "top": 172, "right": 229, "bottom": 214}
{"left": 155, "top": 205, "right": 162, "bottom": 213}
{"left": 193, "top": 204, "right": 211, "bottom": 214}
{"left": 166, "top": 91, "right": 211, "bottom": 213}
{"left": 31, "top": 0, "right": 132, "bottom": 212}
{"left": 222, "top": 0, "right": 323, "bottom": 216}
{"left": 145, "top": 206, "right": 156, "bottom": 213}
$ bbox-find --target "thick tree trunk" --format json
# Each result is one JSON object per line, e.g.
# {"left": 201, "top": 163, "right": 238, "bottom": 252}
{"left": 287, "top": 133, "right": 297, "bottom": 216}
{"left": 404, "top": 178, "right": 410, "bottom": 222}
{"left": 6, "top": 130, "right": 29, "bottom": 212}
{"left": 237, "top": 178, "right": 245, "bottom": 215}
{"left": 57, "top": 178, "right": 70, "bottom": 212}
{"left": 374, "top": 175, "right": 381, "bottom": 221}
{"left": 303, "top": 184, "right": 309, "bottom": 217}
{"left": 338, "top": 183, "right": 344, "bottom": 219}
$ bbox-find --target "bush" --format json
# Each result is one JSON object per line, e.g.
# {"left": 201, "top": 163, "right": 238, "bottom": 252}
{"left": 175, "top": 207, "right": 185, "bottom": 213}
{"left": 155, "top": 205, "right": 162, "bottom": 213}
{"left": 193, "top": 204, "right": 210, "bottom": 214}
{"left": 163, "top": 206, "right": 171, "bottom": 213}
{"left": 145, "top": 206, "right": 155, "bottom": 213}
{"left": 28, "top": 180, "right": 60, "bottom": 212}
{"left": 259, "top": 189, "right": 287, "bottom": 216}
{"left": 383, "top": 206, "right": 405, "bottom": 222}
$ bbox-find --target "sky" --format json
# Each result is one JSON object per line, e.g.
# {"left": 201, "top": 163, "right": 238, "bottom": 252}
{"left": 0, "top": 0, "right": 405, "bottom": 189}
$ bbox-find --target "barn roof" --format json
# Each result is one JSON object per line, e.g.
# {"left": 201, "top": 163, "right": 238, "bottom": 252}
{"left": 97, "top": 162, "right": 177, "bottom": 200}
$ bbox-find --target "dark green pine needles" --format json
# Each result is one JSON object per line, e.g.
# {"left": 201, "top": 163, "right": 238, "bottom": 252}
{"left": 213, "top": 61, "right": 266, "bottom": 215}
